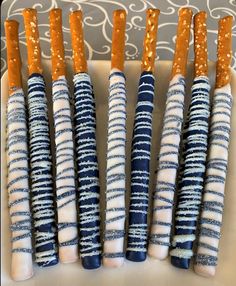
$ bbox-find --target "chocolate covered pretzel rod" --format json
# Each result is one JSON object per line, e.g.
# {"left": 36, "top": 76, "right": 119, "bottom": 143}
{"left": 194, "top": 15, "right": 233, "bottom": 277}
{"left": 126, "top": 8, "right": 159, "bottom": 262}
{"left": 103, "top": 10, "right": 127, "bottom": 268}
{"left": 23, "top": 8, "right": 58, "bottom": 267}
{"left": 69, "top": 10, "right": 101, "bottom": 269}
{"left": 148, "top": 7, "right": 192, "bottom": 260}
{"left": 5, "top": 19, "right": 33, "bottom": 281}
{"left": 49, "top": 8, "right": 78, "bottom": 263}
{"left": 170, "top": 11, "right": 211, "bottom": 269}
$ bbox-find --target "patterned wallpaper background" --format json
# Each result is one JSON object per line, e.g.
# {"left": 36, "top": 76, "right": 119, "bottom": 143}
{"left": 1, "top": 0, "right": 236, "bottom": 74}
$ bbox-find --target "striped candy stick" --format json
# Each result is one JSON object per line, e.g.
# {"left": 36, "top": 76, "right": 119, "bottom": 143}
{"left": 103, "top": 10, "right": 127, "bottom": 268}
{"left": 69, "top": 10, "right": 101, "bottom": 269}
{"left": 194, "top": 15, "right": 233, "bottom": 277}
{"left": 170, "top": 11, "right": 211, "bottom": 269}
{"left": 5, "top": 19, "right": 34, "bottom": 282}
{"left": 22, "top": 8, "right": 58, "bottom": 267}
{"left": 148, "top": 8, "right": 193, "bottom": 260}
{"left": 49, "top": 8, "right": 78, "bottom": 263}
{"left": 126, "top": 9, "right": 159, "bottom": 262}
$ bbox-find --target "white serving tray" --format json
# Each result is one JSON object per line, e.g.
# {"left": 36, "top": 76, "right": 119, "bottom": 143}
{"left": 1, "top": 61, "right": 236, "bottom": 286}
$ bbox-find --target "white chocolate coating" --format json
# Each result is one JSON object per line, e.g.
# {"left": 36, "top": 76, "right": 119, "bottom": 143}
{"left": 194, "top": 83, "right": 233, "bottom": 277}
{"left": 7, "top": 88, "right": 33, "bottom": 281}
{"left": 52, "top": 75, "right": 78, "bottom": 263}
{"left": 148, "top": 74, "right": 185, "bottom": 260}
{"left": 103, "top": 69, "right": 126, "bottom": 267}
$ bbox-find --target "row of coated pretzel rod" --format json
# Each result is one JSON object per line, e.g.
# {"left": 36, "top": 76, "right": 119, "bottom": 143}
{"left": 5, "top": 7, "right": 233, "bottom": 282}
